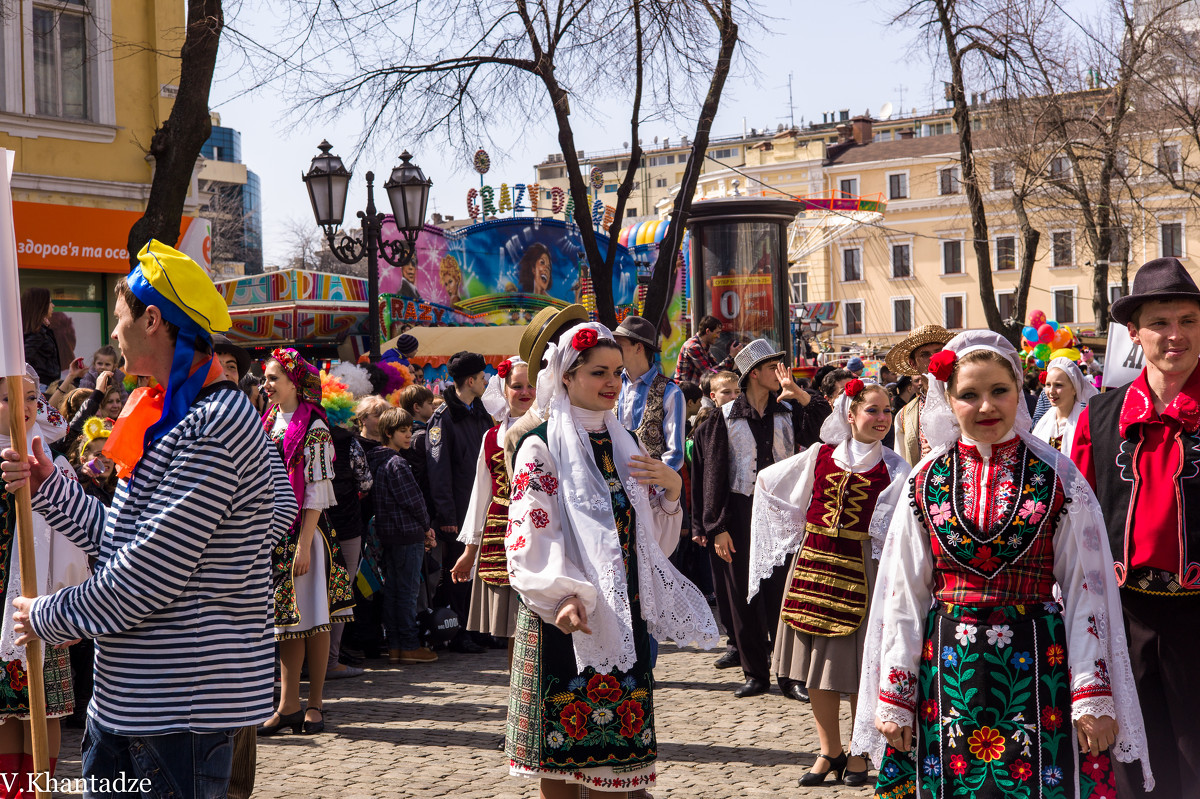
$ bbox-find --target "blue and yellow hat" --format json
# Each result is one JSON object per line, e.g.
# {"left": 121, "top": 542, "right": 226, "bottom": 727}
{"left": 126, "top": 239, "right": 231, "bottom": 445}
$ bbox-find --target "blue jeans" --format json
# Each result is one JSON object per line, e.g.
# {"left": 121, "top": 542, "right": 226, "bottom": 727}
{"left": 382, "top": 541, "right": 424, "bottom": 650}
{"left": 81, "top": 721, "right": 235, "bottom": 798}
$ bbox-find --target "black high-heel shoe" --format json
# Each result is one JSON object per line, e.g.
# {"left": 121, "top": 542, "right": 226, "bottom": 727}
{"left": 258, "top": 709, "right": 304, "bottom": 736}
{"left": 303, "top": 706, "right": 325, "bottom": 734}
{"left": 842, "top": 754, "right": 870, "bottom": 787}
{"left": 798, "top": 752, "right": 847, "bottom": 787}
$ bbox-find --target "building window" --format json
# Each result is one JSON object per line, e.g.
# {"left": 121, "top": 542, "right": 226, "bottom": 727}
{"left": 927, "top": 121, "right": 952, "bottom": 136}
{"left": 1053, "top": 288, "right": 1076, "bottom": 324}
{"left": 997, "top": 290, "right": 1016, "bottom": 323}
{"left": 842, "top": 248, "right": 862, "bottom": 282}
{"left": 648, "top": 154, "right": 675, "bottom": 166}
{"left": 995, "top": 236, "right": 1016, "bottom": 271}
{"left": 943, "top": 294, "right": 965, "bottom": 329}
{"left": 844, "top": 301, "right": 864, "bottom": 335}
{"left": 888, "top": 173, "right": 908, "bottom": 199}
{"left": 892, "top": 243, "right": 912, "bottom": 278}
{"left": 839, "top": 178, "right": 858, "bottom": 197}
{"left": 789, "top": 272, "right": 808, "bottom": 304}
{"left": 654, "top": 177, "right": 668, "bottom": 188}
{"left": 1049, "top": 155, "right": 1070, "bottom": 183}
{"left": 1109, "top": 283, "right": 1128, "bottom": 306}
{"left": 939, "top": 167, "right": 960, "bottom": 195}
{"left": 711, "top": 147, "right": 740, "bottom": 159}
{"left": 893, "top": 298, "right": 913, "bottom": 333}
{"left": 992, "top": 161, "right": 1014, "bottom": 190}
{"left": 626, "top": 208, "right": 637, "bottom": 217}
{"left": 32, "top": 0, "right": 91, "bottom": 119}
{"left": 1158, "top": 143, "right": 1182, "bottom": 176}
{"left": 1162, "top": 222, "right": 1184, "bottom": 257}
{"left": 604, "top": 184, "right": 617, "bottom": 193}
{"left": 1052, "top": 231, "right": 1073, "bottom": 267}
{"left": 942, "top": 240, "right": 963, "bottom": 275}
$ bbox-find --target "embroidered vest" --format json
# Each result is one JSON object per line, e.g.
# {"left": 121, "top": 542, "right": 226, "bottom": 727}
{"left": 636, "top": 372, "right": 671, "bottom": 461}
{"left": 722, "top": 400, "right": 793, "bottom": 496}
{"left": 477, "top": 427, "right": 511, "bottom": 586}
{"left": 1087, "top": 386, "right": 1200, "bottom": 588}
{"left": 781, "top": 445, "right": 889, "bottom": 637}
{"left": 915, "top": 440, "right": 1063, "bottom": 605}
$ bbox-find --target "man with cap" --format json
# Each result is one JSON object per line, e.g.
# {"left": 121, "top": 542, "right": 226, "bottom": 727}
{"left": 884, "top": 324, "right": 954, "bottom": 466}
{"left": 614, "top": 315, "right": 686, "bottom": 471}
{"left": 212, "top": 333, "right": 251, "bottom": 384}
{"left": 1, "top": 240, "right": 294, "bottom": 796}
{"left": 696, "top": 338, "right": 831, "bottom": 698}
{"left": 1071, "top": 256, "right": 1200, "bottom": 797}
{"left": 427, "top": 350, "right": 494, "bottom": 653}
{"left": 504, "top": 304, "right": 589, "bottom": 478}
{"left": 846, "top": 356, "right": 865, "bottom": 378}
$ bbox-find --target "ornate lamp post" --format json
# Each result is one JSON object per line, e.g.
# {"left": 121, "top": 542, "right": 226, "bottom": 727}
{"left": 302, "top": 140, "right": 432, "bottom": 359}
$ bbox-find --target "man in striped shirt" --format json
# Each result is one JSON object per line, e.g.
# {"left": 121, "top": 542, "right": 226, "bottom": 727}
{"left": 2, "top": 241, "right": 294, "bottom": 797}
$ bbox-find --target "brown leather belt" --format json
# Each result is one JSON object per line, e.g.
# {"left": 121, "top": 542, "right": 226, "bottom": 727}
{"left": 805, "top": 521, "right": 871, "bottom": 542}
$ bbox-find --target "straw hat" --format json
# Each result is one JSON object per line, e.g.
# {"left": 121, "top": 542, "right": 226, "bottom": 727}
{"left": 885, "top": 324, "right": 954, "bottom": 377}
{"left": 520, "top": 304, "right": 589, "bottom": 383}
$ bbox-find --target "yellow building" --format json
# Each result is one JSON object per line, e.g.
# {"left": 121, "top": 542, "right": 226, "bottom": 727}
{"left": 1, "top": 0, "right": 206, "bottom": 356}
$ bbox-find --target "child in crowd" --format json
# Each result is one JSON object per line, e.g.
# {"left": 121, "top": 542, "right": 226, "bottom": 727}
{"left": 366, "top": 408, "right": 438, "bottom": 665}
{"left": 78, "top": 345, "right": 126, "bottom": 399}
{"left": 72, "top": 417, "right": 117, "bottom": 506}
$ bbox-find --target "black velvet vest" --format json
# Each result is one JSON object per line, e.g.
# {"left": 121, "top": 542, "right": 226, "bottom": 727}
{"left": 1086, "top": 384, "right": 1200, "bottom": 588}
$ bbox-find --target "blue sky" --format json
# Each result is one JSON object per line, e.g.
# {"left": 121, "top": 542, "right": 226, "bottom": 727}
{"left": 210, "top": 0, "right": 946, "bottom": 266}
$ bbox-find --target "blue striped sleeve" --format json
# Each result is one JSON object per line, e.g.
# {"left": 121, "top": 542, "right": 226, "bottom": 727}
{"left": 31, "top": 466, "right": 108, "bottom": 557}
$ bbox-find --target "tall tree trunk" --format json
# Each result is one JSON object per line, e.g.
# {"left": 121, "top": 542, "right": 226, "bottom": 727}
{"left": 127, "top": 0, "right": 224, "bottom": 264}
{"left": 1012, "top": 192, "right": 1040, "bottom": 335}
{"left": 642, "top": 0, "right": 738, "bottom": 330}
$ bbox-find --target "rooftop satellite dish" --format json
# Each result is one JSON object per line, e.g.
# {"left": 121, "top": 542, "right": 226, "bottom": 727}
{"left": 877, "top": 102, "right": 894, "bottom": 121}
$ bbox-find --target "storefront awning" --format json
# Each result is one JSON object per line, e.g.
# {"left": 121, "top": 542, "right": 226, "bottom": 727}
{"left": 381, "top": 325, "right": 527, "bottom": 359}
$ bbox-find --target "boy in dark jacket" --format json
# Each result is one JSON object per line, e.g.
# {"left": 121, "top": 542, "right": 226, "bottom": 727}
{"left": 368, "top": 407, "right": 438, "bottom": 665}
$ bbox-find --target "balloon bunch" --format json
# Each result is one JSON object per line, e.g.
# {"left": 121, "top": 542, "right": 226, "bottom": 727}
{"left": 1019, "top": 309, "right": 1081, "bottom": 372}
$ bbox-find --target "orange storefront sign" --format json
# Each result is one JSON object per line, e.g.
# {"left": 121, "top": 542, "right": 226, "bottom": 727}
{"left": 13, "top": 201, "right": 210, "bottom": 274}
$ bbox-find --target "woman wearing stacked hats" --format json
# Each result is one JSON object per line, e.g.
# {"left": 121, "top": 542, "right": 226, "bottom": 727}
{"left": 260, "top": 348, "right": 355, "bottom": 736}
{"left": 750, "top": 379, "right": 910, "bottom": 786}
{"left": 450, "top": 356, "right": 536, "bottom": 647}
{"left": 504, "top": 322, "right": 718, "bottom": 796}
{"left": 852, "top": 331, "right": 1152, "bottom": 797}
{"left": 1032, "top": 357, "right": 1097, "bottom": 456}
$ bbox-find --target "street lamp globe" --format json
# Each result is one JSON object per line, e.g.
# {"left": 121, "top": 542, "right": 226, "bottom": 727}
{"left": 383, "top": 151, "right": 432, "bottom": 234}
{"left": 302, "top": 140, "right": 352, "bottom": 228}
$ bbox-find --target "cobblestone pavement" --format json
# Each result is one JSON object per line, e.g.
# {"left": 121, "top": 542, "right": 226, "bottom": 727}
{"left": 56, "top": 643, "right": 876, "bottom": 798}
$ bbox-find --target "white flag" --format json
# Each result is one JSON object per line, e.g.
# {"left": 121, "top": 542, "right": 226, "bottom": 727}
{"left": 0, "top": 149, "right": 27, "bottom": 377}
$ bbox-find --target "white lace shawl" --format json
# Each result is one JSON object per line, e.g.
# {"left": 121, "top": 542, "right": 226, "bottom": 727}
{"left": 507, "top": 323, "right": 719, "bottom": 673}
{"left": 1031, "top": 402, "right": 1085, "bottom": 458}
{"left": 849, "top": 429, "right": 1154, "bottom": 790}
{"left": 748, "top": 440, "right": 911, "bottom": 601}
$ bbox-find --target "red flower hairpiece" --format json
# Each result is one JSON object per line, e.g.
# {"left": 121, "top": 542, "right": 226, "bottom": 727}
{"left": 1038, "top": 370, "right": 1048, "bottom": 385}
{"left": 497, "top": 359, "right": 512, "bottom": 379}
{"left": 572, "top": 328, "right": 599, "bottom": 351}
{"left": 928, "top": 350, "right": 957, "bottom": 382}
{"left": 844, "top": 378, "right": 865, "bottom": 398}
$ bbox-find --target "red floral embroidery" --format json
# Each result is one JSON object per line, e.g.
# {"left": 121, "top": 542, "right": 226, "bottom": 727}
{"left": 1041, "top": 706, "right": 1064, "bottom": 730}
{"left": 530, "top": 509, "right": 550, "bottom": 528}
{"left": 969, "top": 545, "right": 1002, "bottom": 572}
{"left": 616, "top": 699, "right": 645, "bottom": 737}
{"left": 586, "top": 674, "right": 622, "bottom": 703}
{"left": 1009, "top": 760, "right": 1032, "bottom": 782}
{"left": 512, "top": 471, "right": 531, "bottom": 500}
{"left": 1045, "top": 643, "right": 1065, "bottom": 666}
{"left": 560, "top": 701, "right": 591, "bottom": 740}
{"left": 1083, "top": 753, "right": 1110, "bottom": 778}
{"left": 572, "top": 328, "right": 599, "bottom": 351}
{"left": 949, "top": 754, "right": 968, "bottom": 775}
{"left": 540, "top": 475, "right": 559, "bottom": 495}
{"left": 922, "top": 640, "right": 935, "bottom": 661}
{"left": 920, "top": 700, "right": 938, "bottom": 722}
{"left": 506, "top": 535, "right": 527, "bottom": 552}
{"left": 6, "top": 660, "right": 26, "bottom": 692}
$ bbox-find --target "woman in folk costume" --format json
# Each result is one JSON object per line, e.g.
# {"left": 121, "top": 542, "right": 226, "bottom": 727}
{"left": 749, "top": 379, "right": 910, "bottom": 787}
{"left": 1031, "top": 357, "right": 1097, "bottom": 457}
{"left": 260, "top": 348, "right": 355, "bottom": 736}
{"left": 851, "top": 331, "right": 1153, "bottom": 798}
{"left": 504, "top": 323, "right": 719, "bottom": 798}
{"left": 451, "top": 356, "right": 536, "bottom": 649}
{"left": 0, "top": 367, "right": 88, "bottom": 790}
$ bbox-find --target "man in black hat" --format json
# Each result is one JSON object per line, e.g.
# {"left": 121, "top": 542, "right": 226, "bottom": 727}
{"left": 1071, "top": 257, "right": 1200, "bottom": 797}
{"left": 212, "top": 333, "right": 251, "bottom": 384}
{"left": 614, "top": 315, "right": 686, "bottom": 471}
{"left": 427, "top": 350, "right": 493, "bottom": 653}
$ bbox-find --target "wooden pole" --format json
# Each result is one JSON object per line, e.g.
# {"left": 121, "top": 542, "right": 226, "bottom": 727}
{"left": 5, "top": 383, "right": 50, "bottom": 799}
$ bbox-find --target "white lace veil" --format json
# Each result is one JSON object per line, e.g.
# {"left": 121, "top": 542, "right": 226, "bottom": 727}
{"left": 534, "top": 322, "right": 718, "bottom": 673}
{"left": 481, "top": 355, "right": 524, "bottom": 433}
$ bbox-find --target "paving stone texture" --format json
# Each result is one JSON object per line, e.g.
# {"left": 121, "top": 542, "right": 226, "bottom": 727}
{"left": 56, "top": 643, "right": 875, "bottom": 798}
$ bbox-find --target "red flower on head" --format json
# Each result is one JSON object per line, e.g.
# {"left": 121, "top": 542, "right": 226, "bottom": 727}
{"left": 1038, "top": 370, "right": 1048, "bottom": 384}
{"left": 928, "top": 349, "right": 957, "bottom": 382}
{"left": 572, "top": 328, "right": 599, "bottom": 351}
{"left": 844, "top": 378, "right": 865, "bottom": 398}
{"left": 497, "top": 359, "right": 512, "bottom": 379}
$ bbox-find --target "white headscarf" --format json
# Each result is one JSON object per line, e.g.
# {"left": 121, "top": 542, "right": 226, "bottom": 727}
{"left": 1045, "top": 356, "right": 1098, "bottom": 405}
{"left": 481, "top": 355, "right": 525, "bottom": 434}
{"left": 535, "top": 322, "right": 718, "bottom": 673}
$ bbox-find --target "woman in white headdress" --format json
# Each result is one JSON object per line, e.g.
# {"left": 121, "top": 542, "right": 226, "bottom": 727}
{"left": 851, "top": 331, "right": 1152, "bottom": 798}
{"left": 750, "top": 378, "right": 910, "bottom": 787}
{"left": 1032, "top": 357, "right": 1098, "bottom": 457}
{"left": 451, "top": 356, "right": 537, "bottom": 646}
{"left": 503, "top": 322, "right": 718, "bottom": 797}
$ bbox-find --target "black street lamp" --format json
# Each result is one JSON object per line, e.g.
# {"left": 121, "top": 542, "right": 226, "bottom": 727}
{"left": 302, "top": 140, "right": 432, "bottom": 359}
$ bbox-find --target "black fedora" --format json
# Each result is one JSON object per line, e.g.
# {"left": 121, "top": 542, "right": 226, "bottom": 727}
{"left": 1111, "top": 257, "right": 1200, "bottom": 326}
